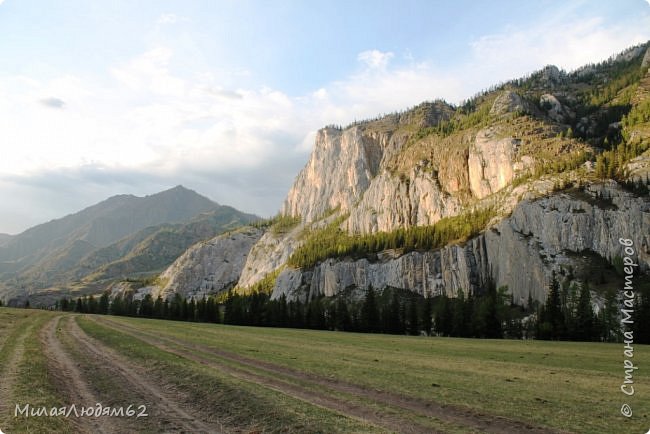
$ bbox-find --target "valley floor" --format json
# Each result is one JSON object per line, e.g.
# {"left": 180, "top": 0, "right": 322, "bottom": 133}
{"left": 0, "top": 307, "right": 647, "bottom": 433}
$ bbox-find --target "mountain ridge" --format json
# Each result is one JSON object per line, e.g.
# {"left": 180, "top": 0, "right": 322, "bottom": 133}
{"left": 5, "top": 42, "right": 650, "bottom": 308}
{"left": 0, "top": 186, "right": 258, "bottom": 305}
{"left": 235, "top": 41, "right": 650, "bottom": 303}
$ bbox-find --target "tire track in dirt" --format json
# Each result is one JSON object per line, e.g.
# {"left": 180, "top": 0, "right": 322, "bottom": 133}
{"left": 0, "top": 321, "right": 33, "bottom": 421}
{"left": 96, "top": 316, "right": 565, "bottom": 434}
{"left": 90, "top": 316, "right": 439, "bottom": 434}
{"left": 42, "top": 316, "right": 116, "bottom": 434}
{"left": 66, "top": 316, "right": 224, "bottom": 434}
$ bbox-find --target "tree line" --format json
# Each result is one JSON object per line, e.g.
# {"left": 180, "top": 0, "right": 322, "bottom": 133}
{"left": 52, "top": 272, "right": 650, "bottom": 344}
{"left": 288, "top": 207, "right": 495, "bottom": 269}
{"left": 57, "top": 292, "right": 222, "bottom": 323}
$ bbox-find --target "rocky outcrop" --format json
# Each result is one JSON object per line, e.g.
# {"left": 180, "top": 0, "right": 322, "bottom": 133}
{"left": 230, "top": 45, "right": 650, "bottom": 299}
{"left": 628, "top": 151, "right": 650, "bottom": 182}
{"left": 272, "top": 183, "right": 650, "bottom": 304}
{"left": 282, "top": 127, "right": 383, "bottom": 222}
{"left": 236, "top": 226, "right": 302, "bottom": 289}
{"left": 153, "top": 227, "right": 263, "bottom": 299}
{"left": 468, "top": 128, "right": 530, "bottom": 199}
{"left": 539, "top": 94, "right": 574, "bottom": 123}
{"left": 282, "top": 102, "right": 455, "bottom": 224}
{"left": 345, "top": 170, "right": 462, "bottom": 234}
{"left": 490, "top": 91, "right": 530, "bottom": 115}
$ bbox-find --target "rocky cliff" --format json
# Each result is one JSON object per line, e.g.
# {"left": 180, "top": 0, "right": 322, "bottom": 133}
{"left": 272, "top": 182, "right": 649, "bottom": 303}
{"left": 153, "top": 227, "right": 263, "bottom": 300}
{"left": 227, "top": 43, "right": 650, "bottom": 304}
{"left": 282, "top": 101, "right": 456, "bottom": 224}
{"left": 57, "top": 43, "right": 650, "bottom": 309}
{"left": 239, "top": 96, "right": 586, "bottom": 292}
{"left": 282, "top": 127, "right": 382, "bottom": 222}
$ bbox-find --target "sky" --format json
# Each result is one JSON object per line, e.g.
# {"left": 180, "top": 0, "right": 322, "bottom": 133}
{"left": 0, "top": 0, "right": 649, "bottom": 234}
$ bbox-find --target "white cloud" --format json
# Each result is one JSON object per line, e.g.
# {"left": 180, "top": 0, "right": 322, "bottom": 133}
{"left": 469, "top": 14, "right": 650, "bottom": 82}
{"left": 1, "top": 8, "right": 649, "bottom": 233}
{"left": 357, "top": 50, "right": 394, "bottom": 70}
{"left": 0, "top": 45, "right": 317, "bottom": 231}
{"left": 157, "top": 14, "right": 177, "bottom": 24}
{"left": 111, "top": 46, "right": 186, "bottom": 97}
{"left": 156, "top": 13, "right": 188, "bottom": 25}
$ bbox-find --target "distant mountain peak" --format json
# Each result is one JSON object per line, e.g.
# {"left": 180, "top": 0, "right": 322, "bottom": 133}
{"left": 164, "top": 184, "right": 192, "bottom": 193}
{"left": 147, "top": 185, "right": 220, "bottom": 207}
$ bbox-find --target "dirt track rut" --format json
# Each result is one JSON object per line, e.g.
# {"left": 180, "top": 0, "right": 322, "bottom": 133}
{"left": 42, "top": 316, "right": 117, "bottom": 434}
{"left": 65, "top": 316, "right": 223, "bottom": 433}
{"left": 0, "top": 322, "right": 33, "bottom": 422}
{"left": 93, "top": 316, "right": 563, "bottom": 434}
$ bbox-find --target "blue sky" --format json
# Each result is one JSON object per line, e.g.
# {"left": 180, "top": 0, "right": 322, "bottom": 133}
{"left": 0, "top": 0, "right": 649, "bottom": 234}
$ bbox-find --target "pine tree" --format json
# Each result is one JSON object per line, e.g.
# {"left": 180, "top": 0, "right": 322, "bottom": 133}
{"left": 206, "top": 297, "right": 219, "bottom": 323}
{"left": 196, "top": 297, "right": 207, "bottom": 322}
{"left": 527, "top": 291, "right": 535, "bottom": 313}
{"left": 407, "top": 298, "right": 419, "bottom": 335}
{"left": 435, "top": 295, "right": 453, "bottom": 336}
{"left": 543, "top": 273, "right": 566, "bottom": 340}
{"left": 335, "top": 297, "right": 351, "bottom": 331}
{"left": 188, "top": 298, "right": 196, "bottom": 321}
{"left": 462, "top": 291, "right": 476, "bottom": 337}
{"left": 87, "top": 295, "right": 98, "bottom": 314}
{"left": 163, "top": 299, "right": 169, "bottom": 319}
{"left": 308, "top": 298, "right": 326, "bottom": 329}
{"left": 153, "top": 296, "right": 164, "bottom": 318}
{"left": 451, "top": 289, "right": 466, "bottom": 337}
{"left": 181, "top": 298, "right": 189, "bottom": 321}
{"left": 99, "top": 292, "right": 110, "bottom": 315}
{"left": 421, "top": 296, "right": 433, "bottom": 336}
{"left": 483, "top": 284, "right": 503, "bottom": 339}
{"left": 111, "top": 294, "right": 124, "bottom": 315}
{"left": 634, "top": 287, "right": 650, "bottom": 344}
{"left": 387, "top": 289, "right": 402, "bottom": 334}
{"left": 140, "top": 294, "right": 154, "bottom": 318}
{"left": 361, "top": 286, "right": 380, "bottom": 333}
{"left": 574, "top": 282, "right": 595, "bottom": 341}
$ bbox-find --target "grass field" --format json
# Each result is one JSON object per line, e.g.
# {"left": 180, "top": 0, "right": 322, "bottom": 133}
{"left": 0, "top": 307, "right": 648, "bottom": 433}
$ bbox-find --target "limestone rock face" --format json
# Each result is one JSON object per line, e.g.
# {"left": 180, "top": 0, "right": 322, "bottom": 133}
{"left": 627, "top": 151, "right": 650, "bottom": 182}
{"left": 240, "top": 46, "right": 650, "bottom": 295}
{"left": 540, "top": 94, "right": 574, "bottom": 123}
{"left": 490, "top": 91, "right": 529, "bottom": 115}
{"left": 282, "top": 102, "right": 455, "bottom": 226}
{"left": 236, "top": 226, "right": 303, "bottom": 289}
{"left": 282, "top": 127, "right": 382, "bottom": 222}
{"left": 617, "top": 45, "right": 649, "bottom": 64}
{"left": 272, "top": 183, "right": 650, "bottom": 304}
{"left": 468, "top": 128, "right": 522, "bottom": 199}
{"left": 345, "top": 170, "right": 463, "bottom": 234}
{"left": 153, "top": 227, "right": 263, "bottom": 299}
